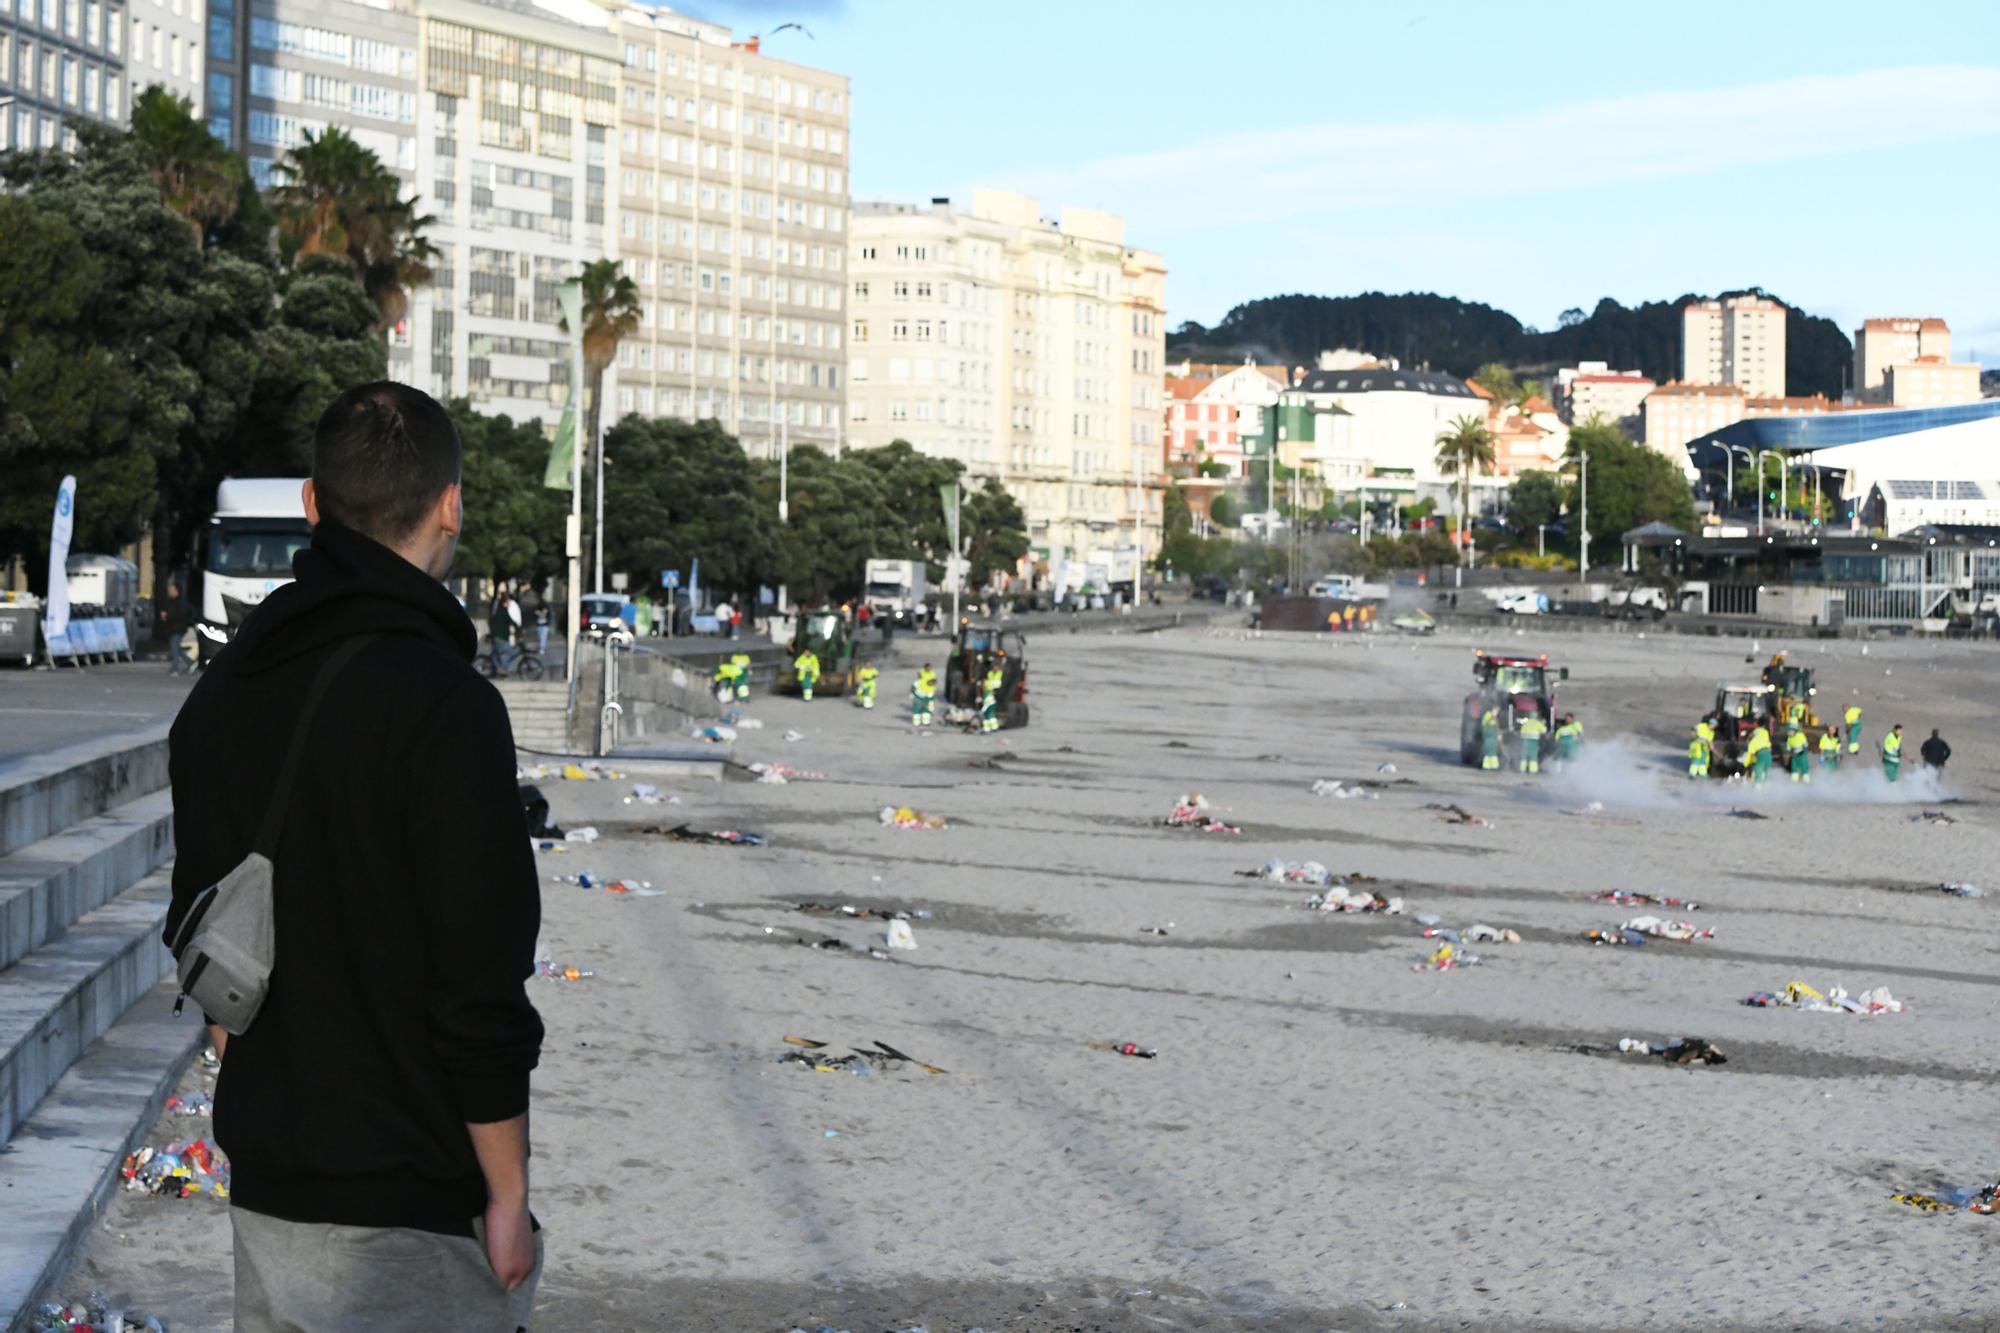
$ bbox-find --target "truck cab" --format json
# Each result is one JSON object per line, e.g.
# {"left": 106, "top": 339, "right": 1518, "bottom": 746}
{"left": 198, "top": 478, "right": 311, "bottom": 661}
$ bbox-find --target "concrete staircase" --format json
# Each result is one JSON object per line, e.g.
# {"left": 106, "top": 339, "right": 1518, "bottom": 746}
{"left": 0, "top": 728, "right": 200, "bottom": 1330}
{"left": 495, "top": 679, "right": 574, "bottom": 754}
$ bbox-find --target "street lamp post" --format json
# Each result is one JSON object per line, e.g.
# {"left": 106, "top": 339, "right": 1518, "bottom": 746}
{"left": 557, "top": 279, "right": 585, "bottom": 687}
{"left": 1755, "top": 448, "right": 1785, "bottom": 532}
{"left": 1578, "top": 449, "right": 1591, "bottom": 577}
{"left": 1721, "top": 443, "right": 1755, "bottom": 513}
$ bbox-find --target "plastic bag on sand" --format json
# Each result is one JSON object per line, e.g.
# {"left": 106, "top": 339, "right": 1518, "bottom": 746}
{"left": 1942, "top": 882, "right": 1983, "bottom": 898}
{"left": 1746, "top": 981, "right": 1905, "bottom": 1014}
{"left": 880, "top": 805, "right": 948, "bottom": 830}
{"left": 885, "top": 919, "right": 918, "bottom": 950}
{"left": 1621, "top": 914, "right": 1714, "bottom": 942}
{"left": 1462, "top": 923, "right": 1520, "bottom": 943}
{"left": 1305, "top": 885, "right": 1402, "bottom": 914}
{"left": 1310, "top": 778, "right": 1376, "bottom": 800}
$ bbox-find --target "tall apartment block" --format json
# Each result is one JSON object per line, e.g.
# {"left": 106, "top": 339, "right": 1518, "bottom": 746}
{"left": 2, "top": 0, "right": 201, "bottom": 150}
{"left": 846, "top": 189, "right": 1167, "bottom": 571}
{"left": 1681, "top": 295, "right": 1786, "bottom": 398}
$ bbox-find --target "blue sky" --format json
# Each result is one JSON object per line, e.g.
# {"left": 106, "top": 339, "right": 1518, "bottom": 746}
{"left": 688, "top": 0, "right": 2000, "bottom": 362}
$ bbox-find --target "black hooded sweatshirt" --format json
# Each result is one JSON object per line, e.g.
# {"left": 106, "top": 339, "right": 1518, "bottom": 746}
{"left": 164, "top": 520, "right": 543, "bottom": 1235}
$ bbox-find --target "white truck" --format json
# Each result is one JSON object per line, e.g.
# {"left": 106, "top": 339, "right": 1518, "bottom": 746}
{"left": 864, "top": 558, "right": 929, "bottom": 628}
{"left": 198, "top": 478, "right": 311, "bottom": 658}
{"left": 1308, "top": 572, "right": 1391, "bottom": 602}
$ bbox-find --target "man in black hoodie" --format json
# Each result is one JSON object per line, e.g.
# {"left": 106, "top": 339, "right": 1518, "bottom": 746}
{"left": 166, "top": 382, "right": 545, "bottom": 1329}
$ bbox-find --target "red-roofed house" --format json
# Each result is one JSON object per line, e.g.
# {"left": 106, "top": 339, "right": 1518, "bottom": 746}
{"left": 1162, "top": 359, "right": 1287, "bottom": 478}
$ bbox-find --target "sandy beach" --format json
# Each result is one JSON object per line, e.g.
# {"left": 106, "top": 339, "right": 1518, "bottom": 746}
{"left": 55, "top": 621, "right": 2000, "bottom": 1331}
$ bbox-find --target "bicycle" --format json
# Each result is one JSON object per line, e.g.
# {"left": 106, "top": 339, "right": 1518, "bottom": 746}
{"left": 476, "top": 645, "right": 545, "bottom": 682}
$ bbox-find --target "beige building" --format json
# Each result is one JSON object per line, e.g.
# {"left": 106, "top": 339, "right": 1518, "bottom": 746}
{"left": 1556, "top": 362, "right": 1654, "bottom": 430}
{"left": 604, "top": 7, "right": 849, "bottom": 459}
{"left": 1887, "top": 357, "right": 1982, "bottom": 408}
{"left": 1853, "top": 317, "right": 1949, "bottom": 402}
{"left": 846, "top": 190, "right": 1167, "bottom": 580}
{"left": 1681, "top": 295, "right": 1786, "bottom": 398}
{"left": 1643, "top": 382, "right": 1745, "bottom": 466}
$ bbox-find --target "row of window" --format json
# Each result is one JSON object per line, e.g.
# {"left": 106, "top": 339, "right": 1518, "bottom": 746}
{"left": 616, "top": 43, "right": 841, "bottom": 112}
{"left": 246, "top": 109, "right": 413, "bottom": 169}
{"left": 616, "top": 138, "right": 842, "bottom": 193}
{"left": 1, "top": 37, "right": 118, "bottom": 115}
{"left": 618, "top": 172, "right": 843, "bottom": 223}
{"left": 8, "top": 0, "right": 112, "bottom": 49}
{"left": 616, "top": 307, "right": 839, "bottom": 349}
{"left": 250, "top": 18, "right": 413, "bottom": 80}
{"left": 615, "top": 84, "right": 843, "bottom": 154}
{"left": 249, "top": 63, "right": 414, "bottom": 123}
{"left": 609, "top": 383, "right": 839, "bottom": 432}
{"left": 847, "top": 357, "right": 991, "bottom": 391}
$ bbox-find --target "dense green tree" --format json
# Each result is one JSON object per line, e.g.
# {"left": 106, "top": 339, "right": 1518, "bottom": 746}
{"left": 962, "top": 477, "right": 1029, "bottom": 589}
{"left": 1470, "top": 362, "right": 1519, "bottom": 402}
{"left": 1562, "top": 418, "right": 1696, "bottom": 552}
{"left": 844, "top": 439, "right": 958, "bottom": 570}
{"left": 452, "top": 403, "right": 571, "bottom": 587}
{"left": 753, "top": 444, "right": 888, "bottom": 605}
{"left": 1210, "top": 493, "right": 1241, "bottom": 529}
{"left": 128, "top": 86, "right": 248, "bottom": 246}
{"left": 1506, "top": 469, "right": 1565, "bottom": 541}
{"left": 601, "top": 416, "right": 778, "bottom": 600}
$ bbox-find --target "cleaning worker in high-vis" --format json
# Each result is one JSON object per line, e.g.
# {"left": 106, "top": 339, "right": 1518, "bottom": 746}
{"left": 1479, "top": 704, "right": 1501, "bottom": 772}
{"left": 1687, "top": 724, "right": 1710, "bottom": 779}
{"left": 793, "top": 647, "right": 821, "bottom": 701}
{"left": 713, "top": 657, "right": 740, "bottom": 704}
{"left": 1881, "top": 723, "right": 1904, "bottom": 782}
{"left": 1818, "top": 725, "right": 1841, "bottom": 772}
{"left": 1845, "top": 703, "right": 1864, "bottom": 755}
{"left": 730, "top": 651, "right": 752, "bottom": 701}
{"left": 911, "top": 664, "right": 937, "bottom": 725}
{"left": 1553, "top": 714, "right": 1583, "bottom": 770}
{"left": 1746, "top": 722, "right": 1773, "bottom": 784}
{"left": 1785, "top": 725, "right": 1811, "bottom": 783}
{"left": 979, "top": 663, "right": 1003, "bottom": 734}
{"left": 1517, "top": 710, "right": 1548, "bottom": 774}
{"left": 854, "top": 663, "right": 879, "bottom": 709}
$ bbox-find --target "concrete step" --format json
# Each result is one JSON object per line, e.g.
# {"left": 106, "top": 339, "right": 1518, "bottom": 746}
{"left": 0, "top": 728, "right": 170, "bottom": 859}
{"left": 0, "top": 873, "right": 173, "bottom": 1146}
{"left": 0, "top": 791, "right": 174, "bottom": 974}
{"left": 0, "top": 979, "right": 201, "bottom": 1332}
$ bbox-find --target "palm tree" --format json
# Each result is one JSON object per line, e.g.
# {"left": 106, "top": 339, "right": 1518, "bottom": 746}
{"left": 128, "top": 85, "right": 245, "bottom": 245}
{"left": 1434, "top": 415, "right": 1496, "bottom": 569}
{"left": 559, "top": 259, "right": 644, "bottom": 451}
{"left": 269, "top": 127, "right": 436, "bottom": 331}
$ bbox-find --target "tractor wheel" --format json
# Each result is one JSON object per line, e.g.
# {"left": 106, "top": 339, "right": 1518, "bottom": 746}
{"left": 1004, "top": 701, "right": 1029, "bottom": 729}
{"left": 1460, "top": 716, "right": 1481, "bottom": 765}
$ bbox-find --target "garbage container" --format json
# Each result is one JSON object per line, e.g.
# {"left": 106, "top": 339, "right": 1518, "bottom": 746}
{"left": 0, "top": 601, "right": 38, "bottom": 666}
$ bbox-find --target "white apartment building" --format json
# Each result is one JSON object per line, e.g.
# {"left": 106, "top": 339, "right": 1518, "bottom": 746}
{"left": 2, "top": 0, "right": 199, "bottom": 151}
{"left": 1286, "top": 365, "right": 1490, "bottom": 503}
{"left": 603, "top": 5, "right": 849, "bottom": 459}
{"left": 1642, "top": 381, "right": 1744, "bottom": 469}
{"left": 1555, "top": 361, "right": 1653, "bottom": 430}
{"left": 130, "top": 0, "right": 206, "bottom": 124}
{"left": 846, "top": 189, "right": 1166, "bottom": 575}
{"left": 1682, "top": 295, "right": 1786, "bottom": 398}
{"left": 1887, "top": 358, "right": 1982, "bottom": 408}
{"left": 1853, "top": 317, "right": 1949, "bottom": 402}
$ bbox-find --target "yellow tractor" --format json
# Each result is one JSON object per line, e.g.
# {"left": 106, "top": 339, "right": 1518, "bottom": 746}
{"left": 1759, "top": 652, "right": 1823, "bottom": 733}
{"left": 777, "top": 607, "right": 858, "bottom": 696}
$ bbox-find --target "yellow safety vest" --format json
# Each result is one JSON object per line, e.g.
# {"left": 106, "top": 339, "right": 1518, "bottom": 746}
{"left": 1746, "top": 729, "right": 1771, "bottom": 756}
{"left": 1883, "top": 733, "right": 1902, "bottom": 758}
{"left": 1844, "top": 706, "right": 1862, "bottom": 726}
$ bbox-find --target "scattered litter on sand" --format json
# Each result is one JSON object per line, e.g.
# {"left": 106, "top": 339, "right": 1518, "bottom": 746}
{"left": 1728, "top": 808, "right": 1769, "bottom": 821}
{"left": 778, "top": 1036, "right": 947, "bottom": 1076}
{"left": 648, "top": 823, "right": 766, "bottom": 846}
{"left": 796, "top": 902, "right": 932, "bottom": 922}
{"left": 534, "top": 961, "right": 594, "bottom": 981}
{"left": 624, "top": 783, "right": 681, "bottom": 805}
{"left": 1584, "top": 929, "right": 1645, "bottom": 947}
{"left": 694, "top": 723, "right": 738, "bottom": 744}
{"left": 880, "top": 805, "right": 948, "bottom": 830}
{"left": 1564, "top": 801, "right": 1607, "bottom": 816}
{"left": 517, "top": 761, "right": 624, "bottom": 782}
{"left": 1425, "top": 924, "right": 1520, "bottom": 944}
{"left": 884, "top": 919, "right": 918, "bottom": 950}
{"left": 1617, "top": 1036, "right": 1728, "bottom": 1066}
{"left": 1413, "top": 941, "right": 1480, "bottom": 970}
{"left": 1138, "top": 923, "right": 1173, "bottom": 935}
{"left": 1087, "top": 1040, "right": 1157, "bottom": 1059}
{"left": 120, "top": 1141, "right": 230, "bottom": 1198}
{"left": 31, "top": 1296, "right": 166, "bottom": 1332}
{"left": 1164, "top": 792, "right": 1240, "bottom": 833}
{"left": 1913, "top": 810, "right": 1958, "bottom": 826}
{"left": 1305, "top": 886, "right": 1403, "bottom": 914}
{"left": 797, "top": 935, "right": 891, "bottom": 961}
{"left": 1594, "top": 891, "right": 1701, "bottom": 911}
{"left": 1893, "top": 1182, "right": 2000, "bottom": 1214}
{"left": 1310, "top": 778, "right": 1376, "bottom": 800}
{"left": 551, "top": 870, "right": 659, "bottom": 896}
{"left": 783, "top": 729, "right": 808, "bottom": 742}
{"left": 1746, "top": 982, "right": 1906, "bottom": 1014}
{"left": 1424, "top": 803, "right": 1493, "bottom": 828}
{"left": 564, "top": 826, "right": 599, "bottom": 843}
{"left": 1941, "top": 882, "right": 1984, "bottom": 898}
{"left": 1616, "top": 915, "right": 1714, "bottom": 942}
{"left": 1238, "top": 859, "right": 1362, "bottom": 887}
{"left": 165, "top": 1092, "right": 213, "bottom": 1117}
{"left": 748, "top": 761, "right": 825, "bottom": 783}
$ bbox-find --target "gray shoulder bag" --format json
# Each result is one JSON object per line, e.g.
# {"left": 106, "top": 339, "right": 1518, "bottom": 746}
{"left": 170, "top": 633, "right": 379, "bottom": 1034}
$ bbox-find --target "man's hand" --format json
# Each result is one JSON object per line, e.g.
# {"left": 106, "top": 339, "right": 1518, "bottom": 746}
{"left": 483, "top": 1193, "right": 535, "bottom": 1290}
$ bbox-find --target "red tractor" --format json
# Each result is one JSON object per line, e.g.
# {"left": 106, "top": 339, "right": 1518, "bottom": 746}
{"left": 1458, "top": 650, "right": 1567, "bottom": 766}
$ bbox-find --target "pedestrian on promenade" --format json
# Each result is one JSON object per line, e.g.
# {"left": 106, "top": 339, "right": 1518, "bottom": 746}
{"left": 489, "top": 590, "right": 518, "bottom": 673}
{"left": 534, "top": 602, "right": 550, "bottom": 656}
{"left": 159, "top": 580, "right": 193, "bottom": 675}
{"left": 1921, "top": 728, "right": 1951, "bottom": 776}
{"left": 164, "top": 382, "right": 546, "bottom": 1330}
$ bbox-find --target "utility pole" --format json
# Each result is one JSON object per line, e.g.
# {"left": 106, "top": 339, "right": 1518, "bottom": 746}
{"left": 1579, "top": 449, "right": 1591, "bottom": 577}
{"left": 557, "top": 279, "right": 585, "bottom": 687}
{"left": 593, "top": 401, "right": 605, "bottom": 594}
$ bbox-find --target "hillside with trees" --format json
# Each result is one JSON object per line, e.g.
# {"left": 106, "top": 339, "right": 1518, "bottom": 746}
{"left": 1171, "top": 290, "right": 1853, "bottom": 399}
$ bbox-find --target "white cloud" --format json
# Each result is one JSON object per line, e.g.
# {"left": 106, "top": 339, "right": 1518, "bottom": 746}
{"left": 988, "top": 66, "right": 2000, "bottom": 233}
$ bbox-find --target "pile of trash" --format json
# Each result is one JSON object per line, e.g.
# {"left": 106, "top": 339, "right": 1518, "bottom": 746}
{"left": 693, "top": 723, "right": 738, "bottom": 744}
{"left": 1412, "top": 940, "right": 1480, "bottom": 971}
{"left": 1746, "top": 982, "right": 1906, "bottom": 1014}
{"left": 777, "top": 1036, "right": 946, "bottom": 1076}
{"left": 1087, "top": 1040, "right": 1157, "bottom": 1060}
{"left": 517, "top": 761, "right": 624, "bottom": 782}
{"left": 1163, "top": 792, "right": 1240, "bottom": 834}
{"left": 796, "top": 902, "right": 932, "bottom": 923}
{"left": 1309, "top": 779, "right": 1376, "bottom": 801}
{"left": 1424, "top": 803, "right": 1493, "bottom": 828}
{"left": 1585, "top": 916, "right": 1714, "bottom": 946}
{"left": 623, "top": 783, "right": 679, "bottom": 806}
{"left": 1940, "top": 882, "right": 1984, "bottom": 898}
{"left": 880, "top": 805, "right": 948, "bottom": 831}
{"left": 1593, "top": 891, "right": 1700, "bottom": 911}
{"left": 551, "top": 869, "right": 661, "bottom": 896}
{"left": 165, "top": 1092, "right": 213, "bottom": 1117}
{"left": 1305, "top": 885, "right": 1404, "bottom": 914}
{"left": 1893, "top": 1181, "right": 2000, "bottom": 1214}
{"left": 534, "top": 960, "right": 593, "bottom": 981}
{"left": 30, "top": 1293, "right": 166, "bottom": 1333}
{"left": 798, "top": 935, "right": 892, "bottom": 962}
{"left": 1239, "top": 859, "right": 1352, "bottom": 886}
{"left": 1616, "top": 1036, "right": 1728, "bottom": 1066}
{"left": 1913, "top": 810, "right": 1958, "bottom": 826}
{"left": 120, "top": 1140, "right": 229, "bottom": 1199}
{"left": 648, "top": 823, "right": 766, "bottom": 846}
{"left": 1421, "top": 923, "right": 1520, "bottom": 944}
{"left": 748, "top": 761, "right": 825, "bottom": 784}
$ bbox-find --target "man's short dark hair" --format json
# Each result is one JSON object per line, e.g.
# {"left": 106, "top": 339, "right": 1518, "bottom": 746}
{"left": 312, "top": 382, "right": 462, "bottom": 545}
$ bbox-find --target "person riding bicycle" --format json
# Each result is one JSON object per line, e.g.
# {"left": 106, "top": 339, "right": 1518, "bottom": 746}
{"left": 487, "top": 592, "right": 518, "bottom": 673}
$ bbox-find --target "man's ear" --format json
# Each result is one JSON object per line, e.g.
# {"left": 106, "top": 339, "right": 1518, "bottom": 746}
{"left": 302, "top": 479, "right": 321, "bottom": 527}
{"left": 438, "top": 482, "right": 463, "bottom": 539}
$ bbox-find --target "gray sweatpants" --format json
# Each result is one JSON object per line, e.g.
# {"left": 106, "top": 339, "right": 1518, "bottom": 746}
{"left": 232, "top": 1206, "right": 544, "bottom": 1332}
